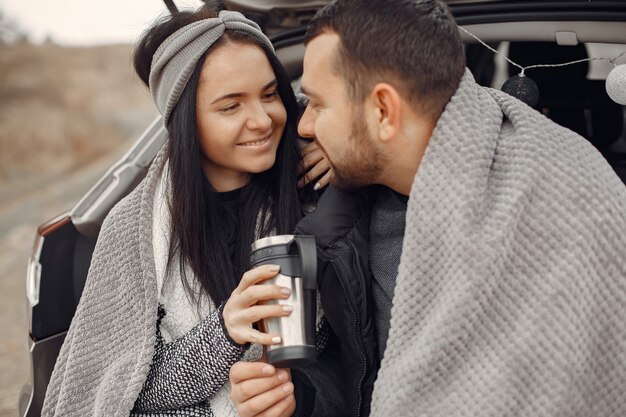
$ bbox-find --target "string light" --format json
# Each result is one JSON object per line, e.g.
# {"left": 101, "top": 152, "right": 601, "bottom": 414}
{"left": 458, "top": 26, "right": 626, "bottom": 106}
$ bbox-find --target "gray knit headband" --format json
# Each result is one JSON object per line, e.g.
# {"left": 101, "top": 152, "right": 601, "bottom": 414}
{"left": 149, "top": 10, "right": 275, "bottom": 125}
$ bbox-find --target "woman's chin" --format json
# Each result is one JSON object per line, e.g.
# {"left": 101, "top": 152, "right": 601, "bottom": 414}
{"left": 246, "top": 156, "right": 277, "bottom": 174}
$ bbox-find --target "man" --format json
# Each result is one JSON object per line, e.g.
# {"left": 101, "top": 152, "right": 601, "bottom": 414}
{"left": 230, "top": 0, "right": 626, "bottom": 416}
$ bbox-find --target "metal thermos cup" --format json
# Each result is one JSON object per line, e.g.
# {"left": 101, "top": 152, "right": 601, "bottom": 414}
{"left": 250, "top": 235, "right": 317, "bottom": 368}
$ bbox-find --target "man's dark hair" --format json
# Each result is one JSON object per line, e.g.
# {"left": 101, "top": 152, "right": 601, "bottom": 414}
{"left": 306, "top": 0, "right": 465, "bottom": 120}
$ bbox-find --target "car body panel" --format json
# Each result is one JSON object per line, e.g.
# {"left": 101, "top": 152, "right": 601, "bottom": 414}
{"left": 19, "top": 333, "right": 66, "bottom": 417}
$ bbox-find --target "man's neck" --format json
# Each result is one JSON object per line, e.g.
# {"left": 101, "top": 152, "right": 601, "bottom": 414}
{"left": 380, "top": 116, "right": 435, "bottom": 196}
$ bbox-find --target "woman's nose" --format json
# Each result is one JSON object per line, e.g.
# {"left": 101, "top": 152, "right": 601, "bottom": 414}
{"left": 246, "top": 102, "right": 272, "bottom": 131}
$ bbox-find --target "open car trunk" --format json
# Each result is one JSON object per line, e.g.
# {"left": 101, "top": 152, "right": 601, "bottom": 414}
{"left": 19, "top": 1, "right": 626, "bottom": 416}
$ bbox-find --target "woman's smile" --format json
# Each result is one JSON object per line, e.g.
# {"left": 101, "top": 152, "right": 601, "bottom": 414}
{"left": 237, "top": 133, "right": 273, "bottom": 147}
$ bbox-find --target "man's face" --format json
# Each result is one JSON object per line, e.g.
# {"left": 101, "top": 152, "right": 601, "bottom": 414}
{"left": 298, "top": 32, "right": 385, "bottom": 190}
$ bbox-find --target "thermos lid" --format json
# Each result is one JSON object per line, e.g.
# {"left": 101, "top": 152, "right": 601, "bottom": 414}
{"left": 250, "top": 235, "right": 295, "bottom": 251}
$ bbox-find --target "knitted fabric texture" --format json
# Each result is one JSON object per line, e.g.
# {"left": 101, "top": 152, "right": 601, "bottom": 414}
{"left": 41, "top": 148, "right": 247, "bottom": 416}
{"left": 369, "top": 187, "right": 406, "bottom": 361}
{"left": 131, "top": 309, "right": 244, "bottom": 417}
{"left": 370, "top": 70, "right": 626, "bottom": 416}
{"left": 152, "top": 162, "right": 212, "bottom": 343}
{"left": 42, "top": 149, "right": 166, "bottom": 417}
{"left": 149, "top": 10, "right": 274, "bottom": 125}
{"left": 131, "top": 305, "right": 247, "bottom": 416}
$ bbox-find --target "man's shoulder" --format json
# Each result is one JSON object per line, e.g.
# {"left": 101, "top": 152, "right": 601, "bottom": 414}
{"left": 486, "top": 87, "right": 614, "bottom": 183}
{"left": 296, "top": 185, "right": 377, "bottom": 248}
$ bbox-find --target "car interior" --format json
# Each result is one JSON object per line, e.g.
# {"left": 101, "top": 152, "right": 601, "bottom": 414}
{"left": 466, "top": 40, "right": 626, "bottom": 182}
{"left": 19, "top": 1, "right": 626, "bottom": 416}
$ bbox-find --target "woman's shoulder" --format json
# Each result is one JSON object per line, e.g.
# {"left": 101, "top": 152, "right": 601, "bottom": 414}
{"left": 99, "top": 153, "right": 166, "bottom": 243}
{"left": 103, "top": 148, "right": 167, "bottom": 228}
{"left": 101, "top": 179, "right": 146, "bottom": 233}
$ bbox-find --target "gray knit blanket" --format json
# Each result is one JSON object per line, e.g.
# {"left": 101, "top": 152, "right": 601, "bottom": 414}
{"left": 370, "top": 70, "right": 626, "bottom": 416}
{"left": 42, "top": 149, "right": 249, "bottom": 417}
{"left": 42, "top": 150, "right": 166, "bottom": 416}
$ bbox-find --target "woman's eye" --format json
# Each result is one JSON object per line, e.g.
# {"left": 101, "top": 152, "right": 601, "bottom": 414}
{"left": 219, "top": 103, "right": 239, "bottom": 113}
{"left": 262, "top": 90, "right": 279, "bottom": 100}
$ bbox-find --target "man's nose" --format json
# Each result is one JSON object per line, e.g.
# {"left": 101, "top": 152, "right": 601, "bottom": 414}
{"left": 298, "top": 105, "right": 315, "bottom": 138}
{"left": 247, "top": 102, "right": 272, "bottom": 131}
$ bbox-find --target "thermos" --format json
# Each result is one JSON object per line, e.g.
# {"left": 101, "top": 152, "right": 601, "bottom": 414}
{"left": 250, "top": 235, "right": 317, "bottom": 368}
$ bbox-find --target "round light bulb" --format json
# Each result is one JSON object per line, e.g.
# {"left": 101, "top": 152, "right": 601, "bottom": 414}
{"left": 606, "top": 64, "right": 626, "bottom": 105}
{"left": 501, "top": 75, "right": 539, "bottom": 107}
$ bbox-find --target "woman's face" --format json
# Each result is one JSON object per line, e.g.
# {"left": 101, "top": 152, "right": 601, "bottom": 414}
{"left": 195, "top": 41, "right": 287, "bottom": 192}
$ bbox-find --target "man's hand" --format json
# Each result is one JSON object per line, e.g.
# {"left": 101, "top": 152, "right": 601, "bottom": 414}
{"left": 230, "top": 361, "right": 296, "bottom": 417}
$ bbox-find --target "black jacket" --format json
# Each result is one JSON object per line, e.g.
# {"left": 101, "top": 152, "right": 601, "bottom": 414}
{"left": 293, "top": 186, "right": 380, "bottom": 417}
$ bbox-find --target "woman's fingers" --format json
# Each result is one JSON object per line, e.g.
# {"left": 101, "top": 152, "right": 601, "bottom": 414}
{"left": 300, "top": 148, "right": 324, "bottom": 172}
{"left": 314, "top": 167, "right": 333, "bottom": 190}
{"left": 232, "top": 369, "right": 289, "bottom": 403}
{"left": 298, "top": 157, "right": 329, "bottom": 187}
{"left": 300, "top": 140, "right": 320, "bottom": 157}
{"left": 299, "top": 158, "right": 332, "bottom": 189}
{"left": 230, "top": 363, "right": 294, "bottom": 417}
{"left": 237, "top": 284, "right": 291, "bottom": 307}
{"left": 297, "top": 141, "right": 323, "bottom": 174}
{"left": 297, "top": 140, "right": 332, "bottom": 189}
{"left": 230, "top": 361, "right": 276, "bottom": 386}
{"left": 257, "top": 394, "right": 296, "bottom": 417}
{"left": 241, "top": 304, "right": 294, "bottom": 325}
{"left": 225, "top": 304, "right": 292, "bottom": 345}
{"left": 234, "top": 264, "right": 280, "bottom": 295}
{"left": 225, "top": 265, "right": 294, "bottom": 345}
{"left": 243, "top": 327, "right": 286, "bottom": 346}
{"left": 237, "top": 380, "right": 294, "bottom": 417}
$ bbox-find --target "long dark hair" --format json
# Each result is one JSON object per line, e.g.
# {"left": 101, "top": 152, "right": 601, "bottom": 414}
{"left": 134, "top": 6, "right": 313, "bottom": 306}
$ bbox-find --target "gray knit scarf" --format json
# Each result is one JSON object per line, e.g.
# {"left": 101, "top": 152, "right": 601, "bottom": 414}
{"left": 149, "top": 10, "right": 274, "bottom": 125}
{"left": 42, "top": 149, "right": 167, "bottom": 416}
{"left": 370, "top": 70, "right": 626, "bottom": 416}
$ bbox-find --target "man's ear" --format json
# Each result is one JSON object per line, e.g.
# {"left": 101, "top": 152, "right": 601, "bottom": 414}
{"left": 369, "top": 83, "right": 401, "bottom": 143}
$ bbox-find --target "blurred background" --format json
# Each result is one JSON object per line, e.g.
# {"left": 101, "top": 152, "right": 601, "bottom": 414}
{"left": 0, "top": 1, "right": 202, "bottom": 415}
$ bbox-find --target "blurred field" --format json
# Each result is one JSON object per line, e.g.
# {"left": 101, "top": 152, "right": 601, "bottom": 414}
{"left": 0, "top": 42, "right": 157, "bottom": 201}
{"left": 0, "top": 41, "right": 157, "bottom": 416}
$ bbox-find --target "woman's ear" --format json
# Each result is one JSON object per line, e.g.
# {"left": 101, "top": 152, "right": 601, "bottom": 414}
{"left": 369, "top": 83, "right": 401, "bottom": 143}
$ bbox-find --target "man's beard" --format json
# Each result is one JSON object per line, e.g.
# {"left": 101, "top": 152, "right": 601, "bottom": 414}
{"left": 326, "top": 106, "right": 386, "bottom": 190}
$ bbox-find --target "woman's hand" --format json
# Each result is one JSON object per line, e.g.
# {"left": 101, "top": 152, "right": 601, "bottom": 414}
{"left": 298, "top": 141, "right": 332, "bottom": 190}
{"left": 230, "top": 362, "right": 295, "bottom": 417}
{"left": 223, "top": 264, "right": 293, "bottom": 345}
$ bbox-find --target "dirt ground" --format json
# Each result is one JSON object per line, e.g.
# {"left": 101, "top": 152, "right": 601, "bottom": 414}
{"left": 0, "top": 41, "right": 156, "bottom": 417}
{"left": 0, "top": 147, "right": 132, "bottom": 416}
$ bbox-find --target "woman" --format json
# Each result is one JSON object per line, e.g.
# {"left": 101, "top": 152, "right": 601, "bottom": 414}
{"left": 42, "top": 6, "right": 328, "bottom": 417}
